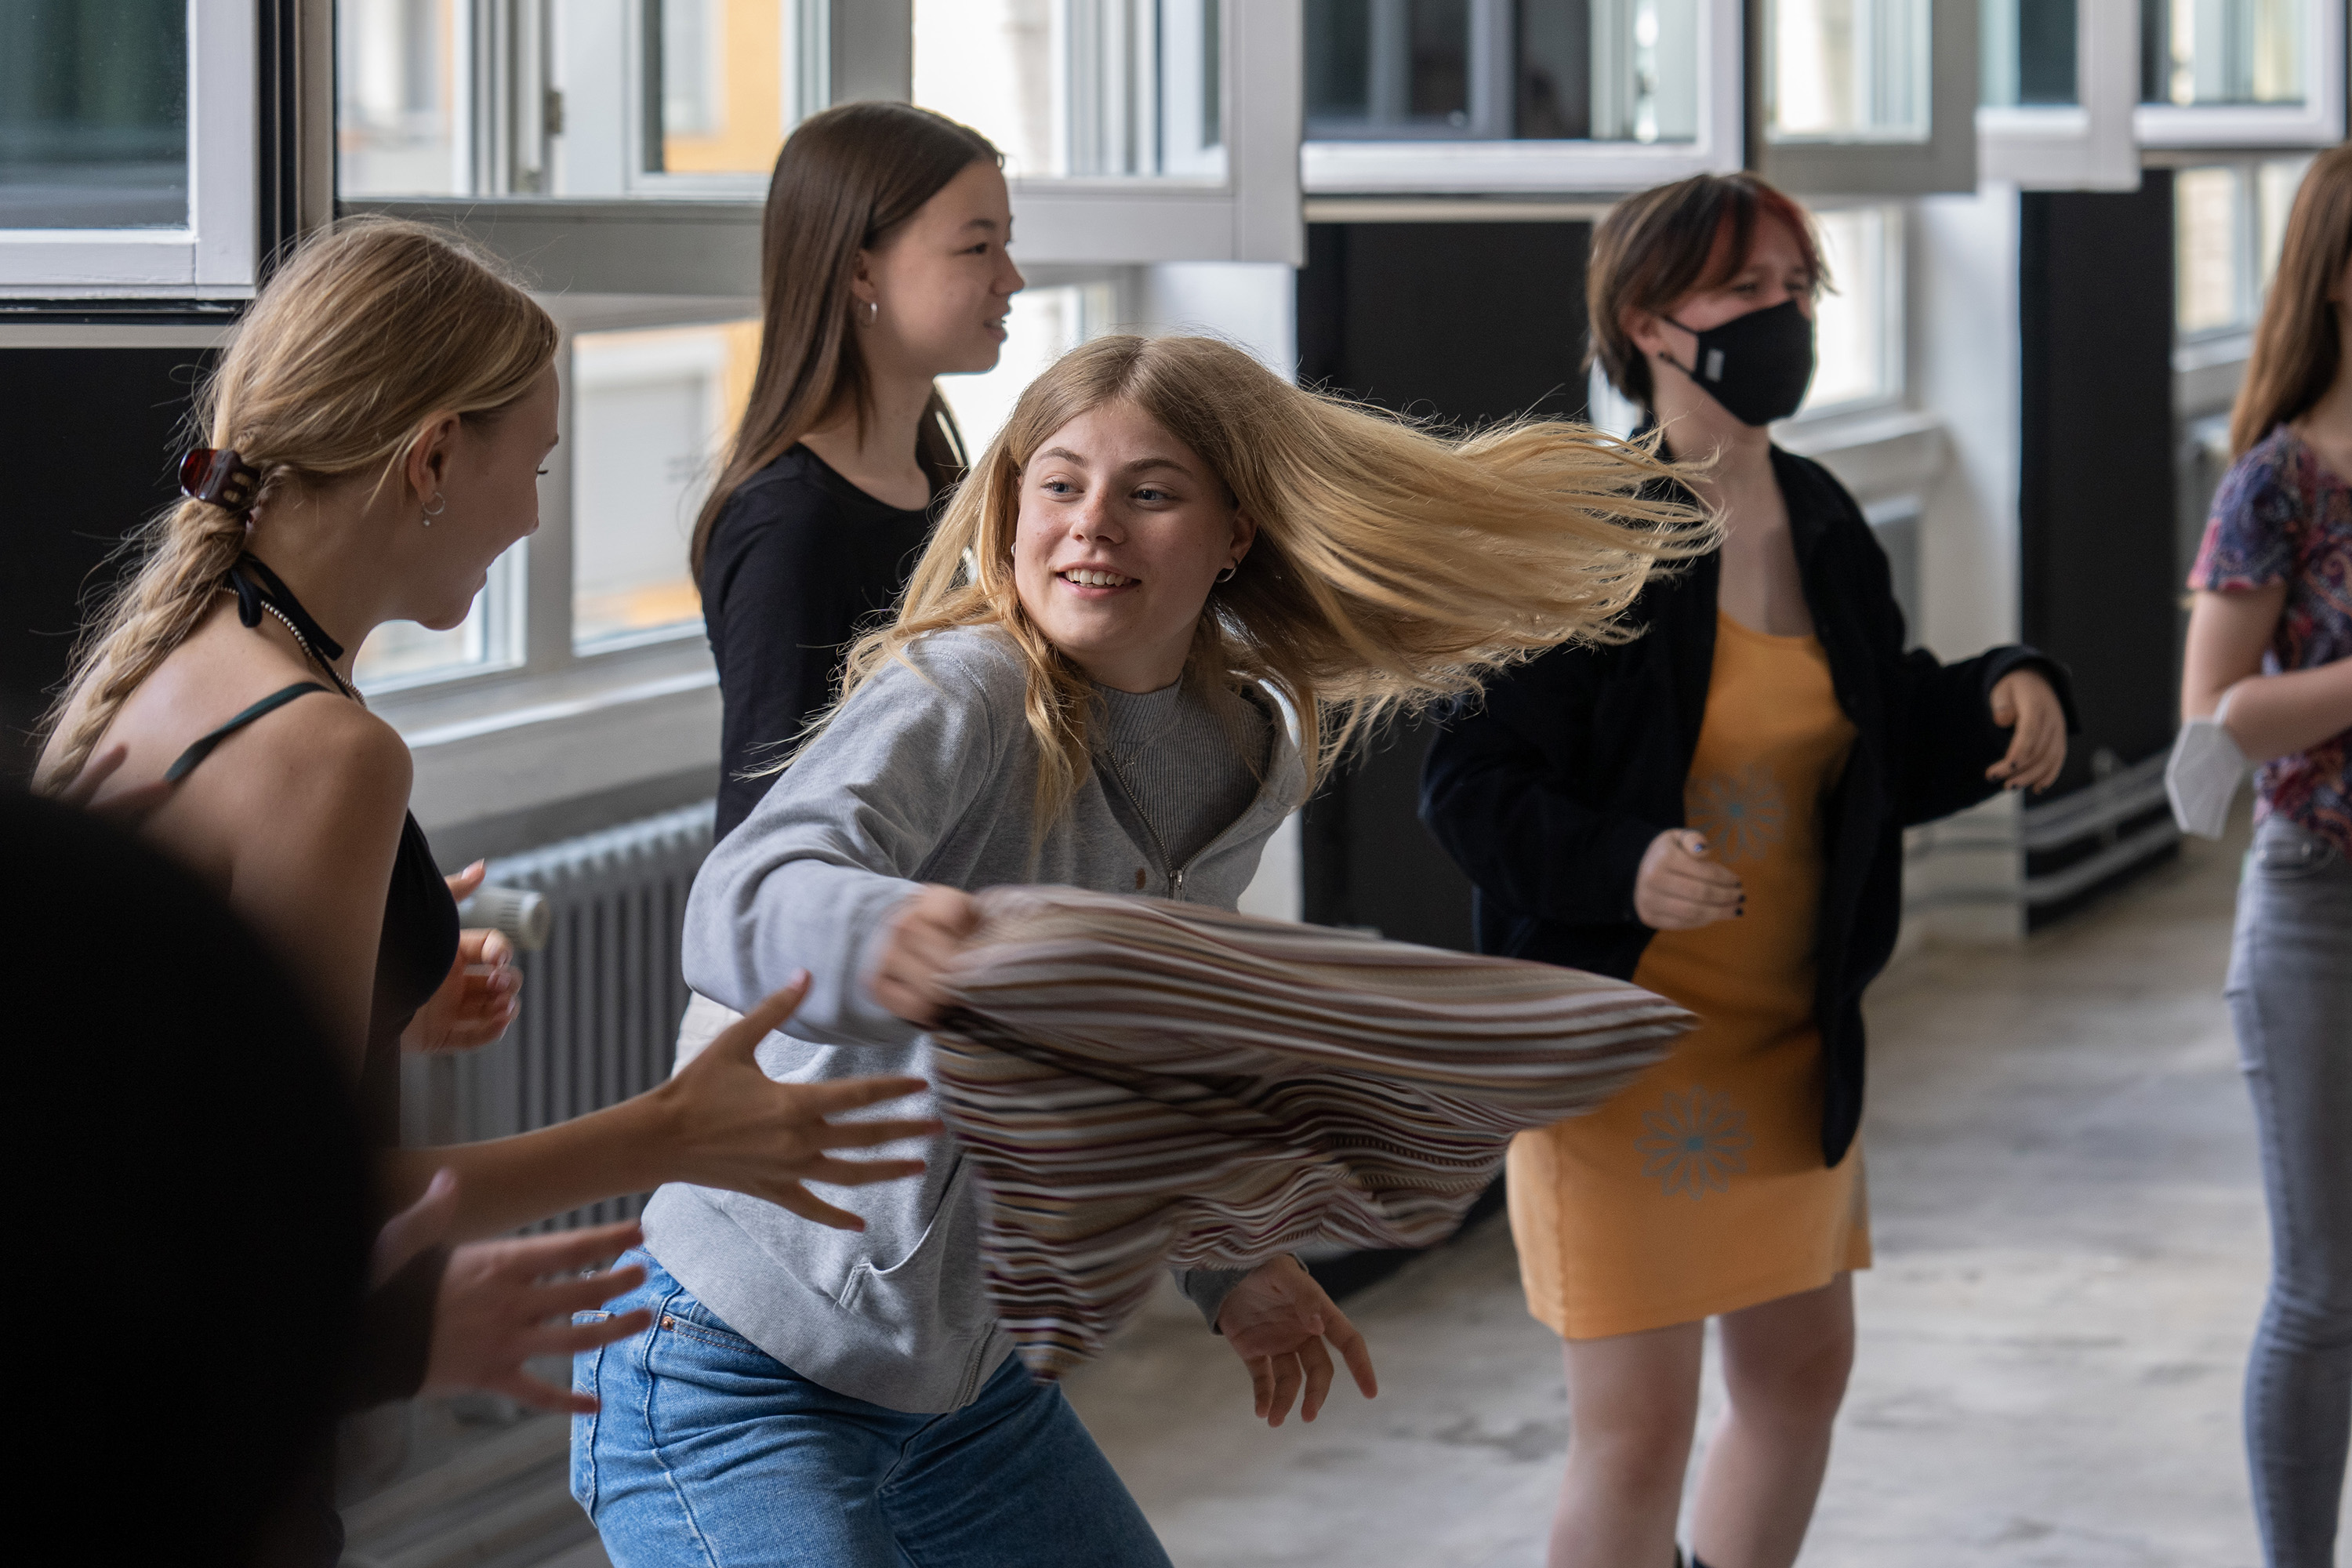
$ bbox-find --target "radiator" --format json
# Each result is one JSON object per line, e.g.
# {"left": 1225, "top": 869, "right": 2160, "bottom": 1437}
{"left": 401, "top": 800, "right": 717, "bottom": 1232}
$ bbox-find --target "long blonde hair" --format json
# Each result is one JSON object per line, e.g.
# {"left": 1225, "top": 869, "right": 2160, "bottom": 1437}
{"left": 36, "top": 219, "right": 557, "bottom": 792}
{"left": 836, "top": 333, "right": 1715, "bottom": 821}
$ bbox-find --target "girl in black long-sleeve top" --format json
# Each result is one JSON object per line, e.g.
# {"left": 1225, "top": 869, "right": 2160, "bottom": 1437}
{"left": 693, "top": 102, "right": 1024, "bottom": 840}
{"left": 1420, "top": 174, "right": 2078, "bottom": 1568}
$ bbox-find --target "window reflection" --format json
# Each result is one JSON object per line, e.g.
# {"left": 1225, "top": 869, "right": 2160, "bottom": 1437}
{"left": 1982, "top": 0, "right": 2078, "bottom": 107}
{"left": 2143, "top": 0, "right": 2305, "bottom": 106}
{"left": 338, "top": 0, "right": 461, "bottom": 198}
{"left": 2176, "top": 165, "right": 2244, "bottom": 334}
{"left": 571, "top": 321, "right": 757, "bottom": 651}
{"left": 1768, "top": 0, "right": 1933, "bottom": 143}
{"left": 914, "top": 0, "right": 1225, "bottom": 180}
{"left": 0, "top": 0, "right": 187, "bottom": 229}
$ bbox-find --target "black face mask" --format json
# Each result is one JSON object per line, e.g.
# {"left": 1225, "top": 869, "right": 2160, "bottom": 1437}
{"left": 1661, "top": 298, "right": 1816, "bottom": 426}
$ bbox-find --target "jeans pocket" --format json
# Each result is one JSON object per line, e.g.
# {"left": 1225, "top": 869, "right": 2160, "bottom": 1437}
{"left": 2251, "top": 822, "right": 2337, "bottom": 880}
{"left": 570, "top": 1311, "right": 611, "bottom": 1515}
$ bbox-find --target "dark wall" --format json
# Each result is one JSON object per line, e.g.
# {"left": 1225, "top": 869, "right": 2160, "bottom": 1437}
{"left": 2017, "top": 175, "right": 2181, "bottom": 913}
{"left": 2, "top": 347, "right": 209, "bottom": 779}
{"left": 1295, "top": 220, "right": 1593, "bottom": 950}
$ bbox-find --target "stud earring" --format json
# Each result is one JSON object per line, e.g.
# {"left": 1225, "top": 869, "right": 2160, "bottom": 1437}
{"left": 862, "top": 299, "right": 880, "bottom": 327}
{"left": 422, "top": 493, "right": 448, "bottom": 526}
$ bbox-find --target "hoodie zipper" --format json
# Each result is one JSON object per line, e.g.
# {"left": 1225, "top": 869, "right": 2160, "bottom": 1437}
{"left": 1096, "top": 750, "right": 1196, "bottom": 901}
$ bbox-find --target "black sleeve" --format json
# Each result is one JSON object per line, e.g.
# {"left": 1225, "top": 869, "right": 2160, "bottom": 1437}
{"left": 1421, "top": 666, "right": 1669, "bottom": 927}
{"left": 706, "top": 492, "right": 866, "bottom": 840}
{"left": 1842, "top": 510, "right": 2082, "bottom": 828}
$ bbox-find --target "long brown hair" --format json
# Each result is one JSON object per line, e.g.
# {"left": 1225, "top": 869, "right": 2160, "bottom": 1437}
{"left": 688, "top": 102, "right": 1001, "bottom": 580}
{"left": 37, "top": 219, "right": 556, "bottom": 792}
{"left": 1587, "top": 172, "right": 1828, "bottom": 409}
{"left": 829, "top": 334, "right": 1718, "bottom": 823}
{"left": 2231, "top": 146, "right": 2352, "bottom": 457}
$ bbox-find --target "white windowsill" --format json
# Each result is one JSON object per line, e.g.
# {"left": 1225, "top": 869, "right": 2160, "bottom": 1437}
{"left": 379, "top": 640, "right": 720, "bottom": 837}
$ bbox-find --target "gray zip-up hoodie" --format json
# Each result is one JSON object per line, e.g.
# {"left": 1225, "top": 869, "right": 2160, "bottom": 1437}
{"left": 642, "top": 626, "right": 1304, "bottom": 1413}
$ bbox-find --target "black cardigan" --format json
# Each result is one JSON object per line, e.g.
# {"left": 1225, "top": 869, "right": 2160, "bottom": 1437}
{"left": 1420, "top": 445, "right": 2078, "bottom": 1167}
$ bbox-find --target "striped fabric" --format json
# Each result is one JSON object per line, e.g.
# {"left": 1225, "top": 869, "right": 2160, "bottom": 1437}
{"left": 931, "top": 887, "right": 1694, "bottom": 1379}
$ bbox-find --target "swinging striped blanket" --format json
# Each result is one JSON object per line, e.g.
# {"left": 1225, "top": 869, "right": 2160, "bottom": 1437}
{"left": 930, "top": 886, "right": 1693, "bottom": 1380}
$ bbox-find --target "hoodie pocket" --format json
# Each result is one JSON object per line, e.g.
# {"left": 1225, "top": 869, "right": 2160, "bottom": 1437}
{"left": 837, "top": 1152, "right": 993, "bottom": 1338}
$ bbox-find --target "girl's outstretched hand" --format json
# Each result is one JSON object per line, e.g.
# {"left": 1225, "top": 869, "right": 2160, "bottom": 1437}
{"left": 423, "top": 1218, "right": 653, "bottom": 1415}
{"left": 1985, "top": 670, "right": 2068, "bottom": 793}
{"left": 657, "top": 975, "right": 941, "bottom": 1230}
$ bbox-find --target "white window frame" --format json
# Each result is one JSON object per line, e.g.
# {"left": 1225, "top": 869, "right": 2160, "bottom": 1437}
{"left": 1780, "top": 198, "right": 1909, "bottom": 423}
{"left": 2134, "top": 0, "right": 2346, "bottom": 150}
{"left": 1976, "top": 0, "right": 2142, "bottom": 190}
{"left": 1759, "top": 0, "right": 1980, "bottom": 197}
{"left": 1301, "top": 0, "right": 1744, "bottom": 194}
{"left": 0, "top": 0, "right": 258, "bottom": 297}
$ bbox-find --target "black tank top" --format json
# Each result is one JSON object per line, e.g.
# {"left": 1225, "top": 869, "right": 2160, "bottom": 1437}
{"left": 167, "top": 682, "right": 459, "bottom": 1147}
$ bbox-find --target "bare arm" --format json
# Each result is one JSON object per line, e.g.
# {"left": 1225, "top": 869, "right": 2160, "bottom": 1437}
{"left": 2182, "top": 585, "right": 2352, "bottom": 763}
{"left": 381, "top": 980, "right": 938, "bottom": 1241}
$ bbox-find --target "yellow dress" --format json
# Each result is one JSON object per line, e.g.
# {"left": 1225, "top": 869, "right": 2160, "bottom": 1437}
{"left": 1508, "top": 612, "right": 1872, "bottom": 1340}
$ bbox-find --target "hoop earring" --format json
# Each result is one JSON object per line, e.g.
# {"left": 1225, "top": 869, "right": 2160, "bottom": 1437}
{"left": 422, "top": 493, "right": 448, "bottom": 526}
{"left": 1214, "top": 564, "right": 1237, "bottom": 584}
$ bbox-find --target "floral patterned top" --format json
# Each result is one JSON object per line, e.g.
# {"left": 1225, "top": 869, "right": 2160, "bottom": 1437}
{"left": 2188, "top": 423, "right": 2352, "bottom": 855}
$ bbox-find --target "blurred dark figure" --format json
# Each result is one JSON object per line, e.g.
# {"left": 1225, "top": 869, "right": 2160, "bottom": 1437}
{"left": 9, "top": 786, "right": 368, "bottom": 1565}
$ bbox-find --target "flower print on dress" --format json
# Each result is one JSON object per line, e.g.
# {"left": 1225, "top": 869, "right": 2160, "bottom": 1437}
{"left": 1685, "top": 764, "right": 1787, "bottom": 864}
{"left": 1637, "top": 1086, "right": 1754, "bottom": 1200}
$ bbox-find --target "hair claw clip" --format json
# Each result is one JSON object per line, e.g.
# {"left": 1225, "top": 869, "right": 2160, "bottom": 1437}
{"left": 178, "top": 448, "right": 262, "bottom": 514}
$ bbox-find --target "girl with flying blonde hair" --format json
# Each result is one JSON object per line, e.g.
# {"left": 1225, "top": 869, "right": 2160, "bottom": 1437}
{"left": 583, "top": 330, "right": 1713, "bottom": 1568}
{"left": 35, "top": 219, "right": 938, "bottom": 1463}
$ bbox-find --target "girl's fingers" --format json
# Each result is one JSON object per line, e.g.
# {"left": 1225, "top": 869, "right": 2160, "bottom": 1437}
{"left": 811, "top": 1116, "right": 943, "bottom": 1149}
{"left": 1250, "top": 1355, "right": 1275, "bottom": 1419}
{"left": 796, "top": 1156, "right": 930, "bottom": 1188}
{"left": 765, "top": 1183, "right": 869, "bottom": 1232}
{"left": 490, "top": 1370, "right": 597, "bottom": 1416}
{"left": 523, "top": 1308, "right": 652, "bottom": 1358}
{"left": 718, "top": 975, "right": 814, "bottom": 1058}
{"left": 538, "top": 1267, "right": 647, "bottom": 1317}
{"left": 1297, "top": 1335, "right": 1336, "bottom": 1423}
{"left": 800, "top": 1076, "right": 933, "bottom": 1113}
{"left": 1265, "top": 1352, "right": 1304, "bottom": 1428}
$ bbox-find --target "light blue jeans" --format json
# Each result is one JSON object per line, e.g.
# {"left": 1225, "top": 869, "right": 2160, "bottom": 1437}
{"left": 570, "top": 1251, "right": 1172, "bottom": 1568}
{"left": 2227, "top": 817, "right": 2352, "bottom": 1568}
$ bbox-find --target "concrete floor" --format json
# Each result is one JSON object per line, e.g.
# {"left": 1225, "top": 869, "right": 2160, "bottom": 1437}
{"left": 1062, "top": 823, "right": 2304, "bottom": 1568}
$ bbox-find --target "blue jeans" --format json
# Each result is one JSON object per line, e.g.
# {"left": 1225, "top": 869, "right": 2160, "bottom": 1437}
{"left": 2227, "top": 818, "right": 2352, "bottom": 1568}
{"left": 571, "top": 1251, "right": 1172, "bottom": 1568}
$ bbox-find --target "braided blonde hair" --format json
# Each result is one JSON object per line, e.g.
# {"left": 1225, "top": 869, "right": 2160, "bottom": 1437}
{"left": 36, "top": 219, "right": 556, "bottom": 793}
{"left": 833, "top": 333, "right": 1718, "bottom": 823}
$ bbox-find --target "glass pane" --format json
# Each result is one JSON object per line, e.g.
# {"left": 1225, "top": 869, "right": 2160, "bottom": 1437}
{"left": 1766, "top": 0, "right": 1933, "bottom": 143}
{"left": 2143, "top": 0, "right": 2305, "bottom": 105}
{"left": 1982, "top": 0, "right": 2078, "bottom": 107}
{"left": 0, "top": 0, "right": 187, "bottom": 230}
{"left": 916, "top": 0, "right": 1227, "bottom": 178}
{"left": 1308, "top": 0, "right": 1697, "bottom": 143}
{"left": 571, "top": 321, "right": 757, "bottom": 651}
{"left": 645, "top": 0, "right": 820, "bottom": 176}
{"left": 2256, "top": 154, "right": 2311, "bottom": 293}
{"left": 935, "top": 284, "right": 1109, "bottom": 456}
{"left": 2174, "top": 165, "right": 2244, "bottom": 334}
{"left": 1803, "top": 207, "right": 1894, "bottom": 412}
{"left": 337, "top": 0, "right": 465, "bottom": 198}
{"left": 357, "top": 547, "right": 521, "bottom": 690}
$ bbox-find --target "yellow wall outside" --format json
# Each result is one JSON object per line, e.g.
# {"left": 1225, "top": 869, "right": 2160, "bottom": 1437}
{"left": 663, "top": 0, "right": 789, "bottom": 176}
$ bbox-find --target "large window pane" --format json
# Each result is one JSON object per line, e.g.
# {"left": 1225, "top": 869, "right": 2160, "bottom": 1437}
{"left": 0, "top": 0, "right": 187, "bottom": 229}
{"left": 2174, "top": 165, "right": 2244, "bottom": 334}
{"left": 1982, "top": 0, "right": 2078, "bottom": 107}
{"left": 1768, "top": 0, "right": 1933, "bottom": 143}
{"left": 1305, "top": 0, "right": 1699, "bottom": 143}
{"left": 337, "top": 0, "right": 463, "bottom": 198}
{"left": 1803, "top": 205, "right": 1899, "bottom": 411}
{"left": 571, "top": 321, "right": 756, "bottom": 651}
{"left": 2143, "top": 0, "right": 2305, "bottom": 105}
{"left": 646, "top": 0, "right": 822, "bottom": 176}
{"left": 2255, "top": 153, "right": 2311, "bottom": 286}
{"left": 915, "top": 0, "right": 1228, "bottom": 179}
{"left": 935, "top": 284, "right": 1112, "bottom": 456}
{"left": 357, "top": 548, "right": 524, "bottom": 690}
